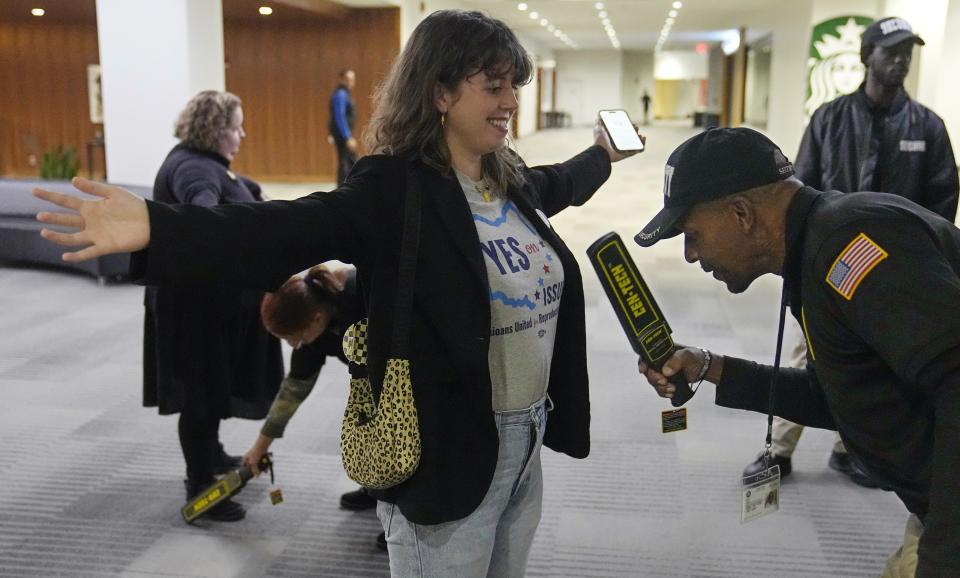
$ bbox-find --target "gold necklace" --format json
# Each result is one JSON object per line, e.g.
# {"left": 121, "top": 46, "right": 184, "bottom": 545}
{"left": 475, "top": 178, "right": 493, "bottom": 202}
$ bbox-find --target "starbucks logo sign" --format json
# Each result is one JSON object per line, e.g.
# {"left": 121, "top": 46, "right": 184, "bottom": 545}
{"left": 805, "top": 16, "right": 873, "bottom": 123}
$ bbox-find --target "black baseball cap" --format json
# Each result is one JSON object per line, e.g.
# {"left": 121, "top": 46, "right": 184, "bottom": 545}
{"left": 634, "top": 127, "right": 794, "bottom": 247}
{"left": 861, "top": 17, "right": 924, "bottom": 50}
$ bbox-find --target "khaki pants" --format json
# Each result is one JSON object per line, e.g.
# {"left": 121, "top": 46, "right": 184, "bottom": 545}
{"left": 771, "top": 325, "right": 846, "bottom": 457}
{"left": 770, "top": 416, "right": 846, "bottom": 456}
{"left": 880, "top": 514, "right": 923, "bottom": 578}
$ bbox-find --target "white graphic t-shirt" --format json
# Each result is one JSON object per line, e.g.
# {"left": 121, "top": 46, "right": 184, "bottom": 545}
{"left": 456, "top": 170, "right": 564, "bottom": 411}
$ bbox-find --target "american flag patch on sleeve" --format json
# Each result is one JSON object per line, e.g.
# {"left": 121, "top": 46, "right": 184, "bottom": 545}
{"left": 826, "top": 233, "right": 887, "bottom": 300}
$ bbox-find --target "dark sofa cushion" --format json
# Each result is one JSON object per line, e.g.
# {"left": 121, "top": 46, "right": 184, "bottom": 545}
{"left": 0, "top": 178, "right": 153, "bottom": 281}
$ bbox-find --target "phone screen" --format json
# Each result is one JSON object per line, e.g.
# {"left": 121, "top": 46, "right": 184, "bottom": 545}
{"left": 599, "top": 109, "right": 644, "bottom": 152}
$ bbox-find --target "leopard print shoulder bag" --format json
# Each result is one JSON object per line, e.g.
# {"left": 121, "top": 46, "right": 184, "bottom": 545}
{"left": 339, "top": 166, "right": 422, "bottom": 489}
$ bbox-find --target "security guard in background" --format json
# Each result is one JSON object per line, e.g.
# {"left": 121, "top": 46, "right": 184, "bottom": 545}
{"left": 635, "top": 127, "right": 960, "bottom": 578}
{"left": 796, "top": 16, "right": 958, "bottom": 218}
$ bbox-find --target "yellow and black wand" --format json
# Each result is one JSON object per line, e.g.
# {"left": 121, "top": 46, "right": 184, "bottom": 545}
{"left": 181, "top": 455, "right": 275, "bottom": 523}
{"left": 587, "top": 232, "right": 695, "bottom": 407}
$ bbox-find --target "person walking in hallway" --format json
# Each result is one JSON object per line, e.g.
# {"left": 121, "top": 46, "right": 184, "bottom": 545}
{"left": 744, "top": 16, "right": 959, "bottom": 488}
{"left": 329, "top": 68, "right": 358, "bottom": 186}
{"left": 641, "top": 90, "right": 652, "bottom": 125}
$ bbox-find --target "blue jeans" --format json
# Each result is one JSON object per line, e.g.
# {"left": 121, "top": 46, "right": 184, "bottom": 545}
{"left": 378, "top": 397, "right": 548, "bottom": 577}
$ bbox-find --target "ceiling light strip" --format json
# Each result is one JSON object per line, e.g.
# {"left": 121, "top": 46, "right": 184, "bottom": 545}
{"left": 518, "top": 2, "right": 577, "bottom": 48}
{"left": 595, "top": 2, "right": 619, "bottom": 49}
{"left": 656, "top": 1, "right": 682, "bottom": 52}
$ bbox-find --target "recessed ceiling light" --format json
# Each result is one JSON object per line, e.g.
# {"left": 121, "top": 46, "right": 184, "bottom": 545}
{"left": 602, "top": 18, "right": 610, "bottom": 25}
{"left": 595, "top": 2, "right": 604, "bottom": 9}
{"left": 529, "top": 11, "right": 538, "bottom": 19}
{"left": 518, "top": 3, "right": 528, "bottom": 10}
{"left": 672, "top": 1, "right": 682, "bottom": 8}
{"left": 598, "top": 11, "right": 607, "bottom": 18}
{"left": 258, "top": 6, "right": 273, "bottom": 15}
{"left": 666, "top": 17, "right": 675, "bottom": 24}
{"left": 669, "top": 10, "right": 678, "bottom": 17}
{"left": 31, "top": 8, "right": 44, "bottom": 16}
{"left": 540, "top": 18, "right": 548, "bottom": 26}
{"left": 547, "top": 24, "right": 555, "bottom": 31}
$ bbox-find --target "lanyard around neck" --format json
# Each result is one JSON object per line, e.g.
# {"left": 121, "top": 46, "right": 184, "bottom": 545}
{"left": 766, "top": 281, "right": 790, "bottom": 451}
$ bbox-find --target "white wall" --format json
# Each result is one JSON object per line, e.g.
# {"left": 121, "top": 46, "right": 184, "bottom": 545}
{"left": 654, "top": 51, "right": 709, "bottom": 79}
{"left": 933, "top": 0, "right": 960, "bottom": 161}
{"left": 706, "top": 46, "right": 724, "bottom": 114}
{"left": 883, "top": 0, "right": 950, "bottom": 116}
{"left": 621, "top": 51, "right": 654, "bottom": 122}
{"left": 744, "top": 37, "right": 772, "bottom": 128}
{"left": 186, "top": 0, "right": 225, "bottom": 96}
{"left": 555, "top": 50, "right": 623, "bottom": 126}
{"left": 811, "top": 0, "right": 881, "bottom": 22}
{"left": 96, "top": 0, "right": 224, "bottom": 186}
{"left": 734, "top": 0, "right": 814, "bottom": 157}
{"left": 516, "top": 33, "right": 555, "bottom": 138}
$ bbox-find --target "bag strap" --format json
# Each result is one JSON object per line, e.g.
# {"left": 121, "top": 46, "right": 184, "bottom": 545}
{"left": 390, "top": 165, "right": 422, "bottom": 357}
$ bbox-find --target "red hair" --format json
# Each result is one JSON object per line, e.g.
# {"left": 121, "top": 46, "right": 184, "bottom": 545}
{"left": 260, "top": 264, "right": 343, "bottom": 336}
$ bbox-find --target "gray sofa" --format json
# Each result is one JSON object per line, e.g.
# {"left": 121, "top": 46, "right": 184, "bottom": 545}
{"left": 0, "top": 178, "right": 153, "bottom": 282}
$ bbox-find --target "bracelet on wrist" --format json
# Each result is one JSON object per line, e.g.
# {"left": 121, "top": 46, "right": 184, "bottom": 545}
{"left": 695, "top": 347, "right": 712, "bottom": 383}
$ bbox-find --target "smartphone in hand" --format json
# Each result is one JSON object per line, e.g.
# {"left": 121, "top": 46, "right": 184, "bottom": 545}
{"left": 599, "top": 109, "right": 644, "bottom": 153}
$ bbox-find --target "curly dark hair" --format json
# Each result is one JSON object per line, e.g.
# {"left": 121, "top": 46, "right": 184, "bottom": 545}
{"left": 364, "top": 10, "right": 533, "bottom": 193}
{"left": 173, "top": 90, "right": 242, "bottom": 152}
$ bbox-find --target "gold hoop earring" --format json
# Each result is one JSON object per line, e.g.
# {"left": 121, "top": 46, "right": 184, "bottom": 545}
{"left": 441, "top": 114, "right": 445, "bottom": 128}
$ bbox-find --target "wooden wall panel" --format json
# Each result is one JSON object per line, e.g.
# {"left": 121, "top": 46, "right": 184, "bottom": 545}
{"left": 0, "top": 5, "right": 399, "bottom": 182}
{"left": 225, "top": 7, "right": 401, "bottom": 181}
{"left": 0, "top": 20, "right": 101, "bottom": 177}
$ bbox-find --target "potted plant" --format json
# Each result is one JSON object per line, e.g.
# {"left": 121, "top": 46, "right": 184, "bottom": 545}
{"left": 39, "top": 145, "right": 79, "bottom": 180}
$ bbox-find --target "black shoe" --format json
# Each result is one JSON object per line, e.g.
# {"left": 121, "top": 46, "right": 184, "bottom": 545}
{"left": 828, "top": 451, "right": 854, "bottom": 475}
{"left": 213, "top": 443, "right": 243, "bottom": 474}
{"left": 184, "top": 479, "right": 246, "bottom": 522}
{"left": 829, "top": 452, "right": 881, "bottom": 488}
{"left": 376, "top": 531, "right": 387, "bottom": 551}
{"left": 742, "top": 453, "right": 792, "bottom": 478}
{"left": 847, "top": 461, "right": 881, "bottom": 489}
{"left": 340, "top": 488, "right": 377, "bottom": 510}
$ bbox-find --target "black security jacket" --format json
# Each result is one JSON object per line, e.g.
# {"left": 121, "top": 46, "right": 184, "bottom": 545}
{"left": 795, "top": 85, "right": 959, "bottom": 221}
{"left": 718, "top": 187, "right": 960, "bottom": 576}
{"left": 131, "top": 146, "right": 611, "bottom": 525}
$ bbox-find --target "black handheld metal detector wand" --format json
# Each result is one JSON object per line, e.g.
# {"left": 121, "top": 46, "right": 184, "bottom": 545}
{"left": 587, "top": 232, "right": 695, "bottom": 407}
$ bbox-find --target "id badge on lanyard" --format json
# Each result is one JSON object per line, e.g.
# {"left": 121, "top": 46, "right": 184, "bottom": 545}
{"left": 740, "top": 281, "right": 789, "bottom": 523}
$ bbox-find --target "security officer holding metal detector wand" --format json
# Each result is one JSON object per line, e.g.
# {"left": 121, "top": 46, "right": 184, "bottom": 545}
{"left": 634, "top": 127, "right": 960, "bottom": 577}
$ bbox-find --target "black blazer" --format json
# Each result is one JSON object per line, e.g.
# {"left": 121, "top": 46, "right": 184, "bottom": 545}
{"left": 132, "top": 145, "right": 612, "bottom": 524}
